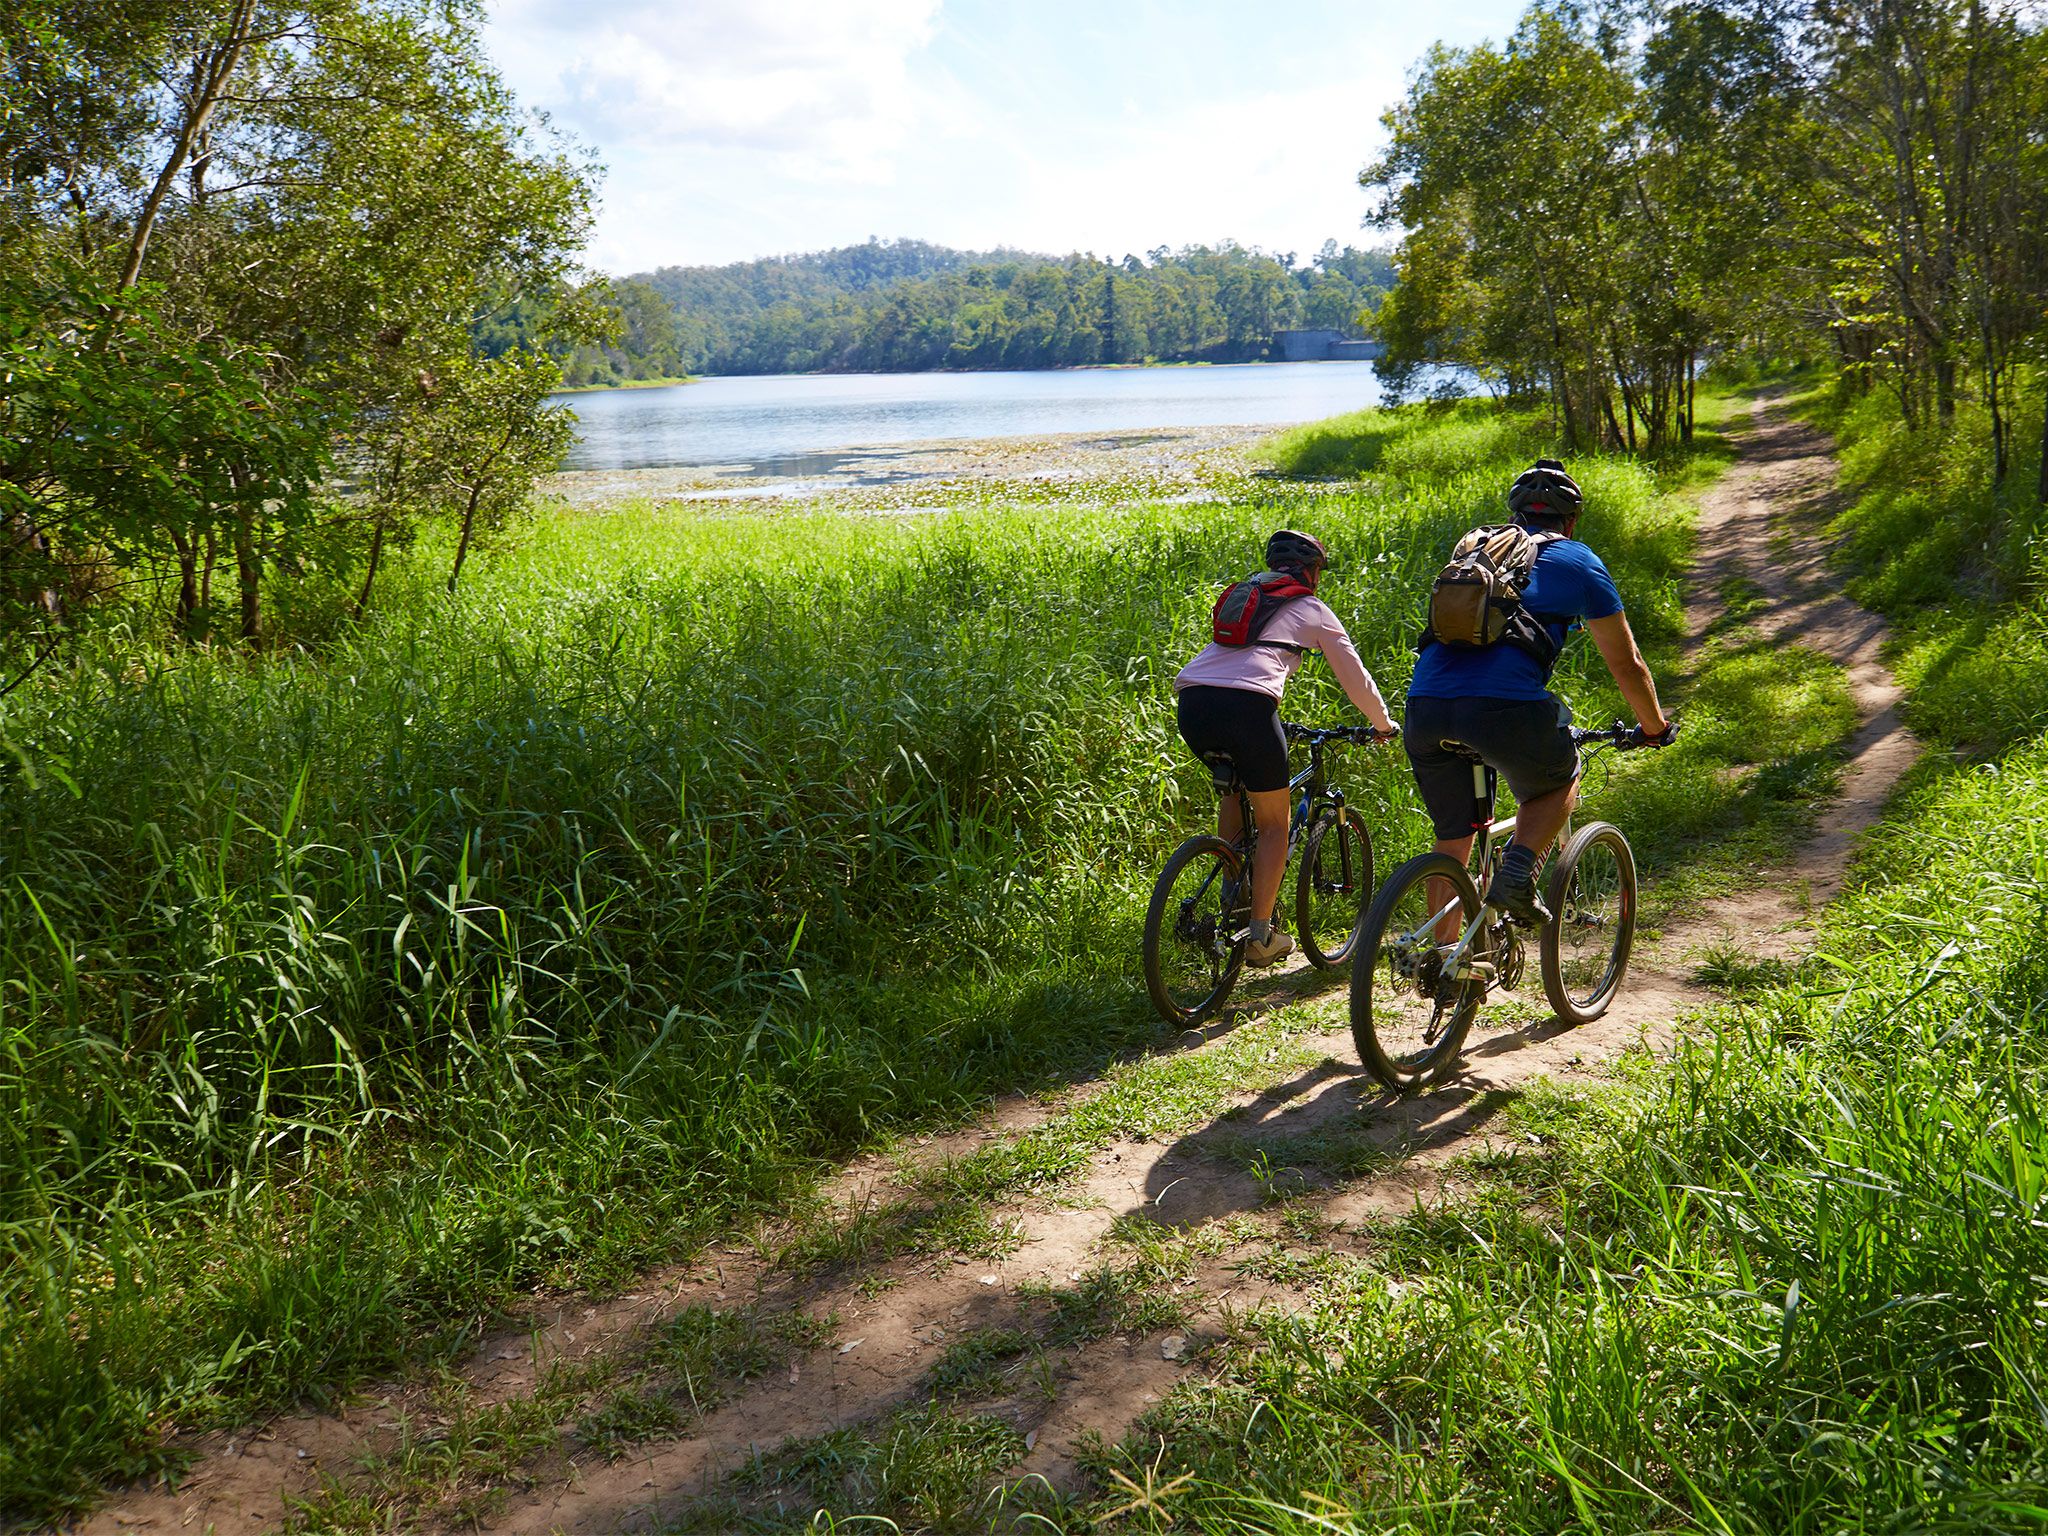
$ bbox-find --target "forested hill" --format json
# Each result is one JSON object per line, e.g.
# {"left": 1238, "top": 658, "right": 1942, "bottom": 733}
{"left": 475, "top": 238, "right": 1393, "bottom": 384}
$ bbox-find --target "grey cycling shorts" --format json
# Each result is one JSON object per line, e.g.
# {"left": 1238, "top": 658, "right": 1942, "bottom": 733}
{"left": 1403, "top": 694, "right": 1580, "bottom": 840}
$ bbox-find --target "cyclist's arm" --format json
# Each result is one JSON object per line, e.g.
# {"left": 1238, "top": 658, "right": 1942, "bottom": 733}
{"left": 1585, "top": 612, "right": 1670, "bottom": 735}
{"left": 1314, "top": 620, "right": 1397, "bottom": 733}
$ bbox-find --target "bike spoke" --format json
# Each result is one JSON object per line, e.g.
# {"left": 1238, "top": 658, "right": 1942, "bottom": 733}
{"left": 1144, "top": 841, "right": 1247, "bottom": 1025}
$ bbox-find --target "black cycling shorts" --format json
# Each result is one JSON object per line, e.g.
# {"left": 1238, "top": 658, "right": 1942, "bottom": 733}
{"left": 1176, "top": 685, "right": 1290, "bottom": 793}
{"left": 1404, "top": 694, "right": 1580, "bottom": 840}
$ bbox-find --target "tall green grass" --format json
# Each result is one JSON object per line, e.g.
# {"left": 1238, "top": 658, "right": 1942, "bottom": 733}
{"left": 0, "top": 404, "right": 1697, "bottom": 1518}
{"left": 1091, "top": 381, "right": 2048, "bottom": 1534}
{"left": 1811, "top": 380, "right": 2048, "bottom": 754}
{"left": 1112, "top": 742, "right": 2048, "bottom": 1535}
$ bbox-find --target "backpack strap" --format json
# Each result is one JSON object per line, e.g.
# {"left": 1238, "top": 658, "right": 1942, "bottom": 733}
{"left": 1503, "top": 531, "right": 1567, "bottom": 672}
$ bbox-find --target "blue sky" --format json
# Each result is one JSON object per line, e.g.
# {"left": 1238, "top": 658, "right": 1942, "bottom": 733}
{"left": 482, "top": 0, "right": 1532, "bottom": 275}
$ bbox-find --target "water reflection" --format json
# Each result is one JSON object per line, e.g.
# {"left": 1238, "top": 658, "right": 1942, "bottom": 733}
{"left": 555, "top": 362, "right": 1392, "bottom": 472}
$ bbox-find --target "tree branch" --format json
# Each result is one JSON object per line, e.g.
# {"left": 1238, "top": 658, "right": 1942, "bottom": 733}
{"left": 117, "top": 0, "right": 259, "bottom": 292}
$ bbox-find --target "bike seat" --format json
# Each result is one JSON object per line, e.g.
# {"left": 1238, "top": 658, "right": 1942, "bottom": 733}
{"left": 1438, "top": 738, "right": 1485, "bottom": 764}
{"left": 1199, "top": 752, "right": 1241, "bottom": 793}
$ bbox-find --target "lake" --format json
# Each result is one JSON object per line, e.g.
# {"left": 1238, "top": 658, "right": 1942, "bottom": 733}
{"left": 556, "top": 361, "right": 1391, "bottom": 472}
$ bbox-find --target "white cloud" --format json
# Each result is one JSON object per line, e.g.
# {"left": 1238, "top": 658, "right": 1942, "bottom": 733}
{"left": 961, "top": 75, "right": 1398, "bottom": 263}
{"left": 486, "top": 0, "right": 940, "bottom": 174}
{"left": 481, "top": 0, "right": 1522, "bottom": 273}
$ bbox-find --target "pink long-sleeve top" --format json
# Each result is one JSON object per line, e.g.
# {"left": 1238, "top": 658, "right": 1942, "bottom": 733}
{"left": 1174, "top": 595, "right": 1394, "bottom": 730}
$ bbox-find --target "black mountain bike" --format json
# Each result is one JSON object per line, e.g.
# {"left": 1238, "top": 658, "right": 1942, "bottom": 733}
{"left": 1349, "top": 722, "right": 1672, "bottom": 1091}
{"left": 1142, "top": 723, "right": 1394, "bottom": 1027}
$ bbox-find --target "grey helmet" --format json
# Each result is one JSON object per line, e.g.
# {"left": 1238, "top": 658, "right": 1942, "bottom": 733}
{"left": 1507, "top": 459, "right": 1583, "bottom": 521}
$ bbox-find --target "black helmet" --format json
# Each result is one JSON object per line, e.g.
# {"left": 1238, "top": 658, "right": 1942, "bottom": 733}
{"left": 1265, "top": 528, "right": 1328, "bottom": 574}
{"left": 1507, "top": 459, "right": 1583, "bottom": 521}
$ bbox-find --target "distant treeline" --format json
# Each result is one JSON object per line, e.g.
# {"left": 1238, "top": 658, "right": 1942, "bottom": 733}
{"left": 476, "top": 239, "right": 1393, "bottom": 383}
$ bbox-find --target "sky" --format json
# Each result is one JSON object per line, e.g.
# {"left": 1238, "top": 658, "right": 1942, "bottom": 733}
{"left": 480, "top": 0, "right": 1532, "bottom": 277}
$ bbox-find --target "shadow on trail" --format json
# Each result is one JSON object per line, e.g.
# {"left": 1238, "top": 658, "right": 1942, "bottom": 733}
{"left": 1137, "top": 1054, "right": 1537, "bottom": 1231}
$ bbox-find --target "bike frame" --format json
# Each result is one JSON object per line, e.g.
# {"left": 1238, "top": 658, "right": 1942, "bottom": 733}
{"left": 1183, "top": 727, "right": 1365, "bottom": 942}
{"left": 1406, "top": 741, "right": 1608, "bottom": 984}
{"left": 1228, "top": 733, "right": 1347, "bottom": 869}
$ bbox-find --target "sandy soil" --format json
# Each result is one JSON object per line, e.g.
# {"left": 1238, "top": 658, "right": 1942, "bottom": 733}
{"left": 70, "top": 395, "right": 1918, "bottom": 1536}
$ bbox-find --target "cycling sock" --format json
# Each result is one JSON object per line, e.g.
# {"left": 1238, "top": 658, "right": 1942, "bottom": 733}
{"left": 1498, "top": 842, "right": 1538, "bottom": 888}
{"left": 1250, "top": 918, "right": 1272, "bottom": 944}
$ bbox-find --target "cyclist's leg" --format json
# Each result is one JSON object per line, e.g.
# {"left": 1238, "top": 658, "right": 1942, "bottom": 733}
{"left": 1506, "top": 778, "right": 1577, "bottom": 860}
{"left": 1494, "top": 697, "right": 1583, "bottom": 863}
{"left": 1216, "top": 793, "right": 1243, "bottom": 847}
{"left": 1246, "top": 787, "right": 1291, "bottom": 928}
{"left": 1427, "top": 835, "right": 1476, "bottom": 941}
{"left": 1404, "top": 699, "right": 1486, "bottom": 942}
{"left": 1177, "top": 684, "right": 1289, "bottom": 920}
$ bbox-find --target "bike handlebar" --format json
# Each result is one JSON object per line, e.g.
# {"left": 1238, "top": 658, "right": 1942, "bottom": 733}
{"left": 1283, "top": 721, "right": 1400, "bottom": 747}
{"left": 1572, "top": 718, "right": 1680, "bottom": 751}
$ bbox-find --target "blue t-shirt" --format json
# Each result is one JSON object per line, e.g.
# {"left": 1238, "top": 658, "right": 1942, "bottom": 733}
{"left": 1407, "top": 535, "right": 1623, "bottom": 703}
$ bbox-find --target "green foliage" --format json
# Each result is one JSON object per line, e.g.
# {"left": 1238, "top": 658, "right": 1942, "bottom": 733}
{"left": 1102, "top": 739, "right": 2048, "bottom": 1534}
{"left": 1367, "top": 9, "right": 1713, "bottom": 450}
{"left": 0, "top": 273, "right": 330, "bottom": 651}
{"left": 1816, "top": 380, "right": 2048, "bottom": 755}
{"left": 1369, "top": 1, "right": 2048, "bottom": 481}
{"left": 0, "top": 0, "right": 598, "bottom": 647}
{"left": 737, "top": 1402, "right": 1032, "bottom": 1533}
{"left": 0, "top": 404, "right": 1700, "bottom": 1520}
{"left": 577, "top": 1307, "right": 828, "bottom": 1459}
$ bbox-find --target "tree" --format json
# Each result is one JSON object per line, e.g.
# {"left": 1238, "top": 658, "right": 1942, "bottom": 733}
{"left": 0, "top": 0, "right": 597, "bottom": 642}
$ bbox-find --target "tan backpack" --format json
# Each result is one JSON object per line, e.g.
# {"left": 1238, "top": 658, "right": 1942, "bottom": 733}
{"left": 1423, "top": 524, "right": 1564, "bottom": 665}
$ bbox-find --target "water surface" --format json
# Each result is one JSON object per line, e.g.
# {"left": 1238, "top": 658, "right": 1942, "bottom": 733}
{"left": 558, "top": 362, "right": 1390, "bottom": 472}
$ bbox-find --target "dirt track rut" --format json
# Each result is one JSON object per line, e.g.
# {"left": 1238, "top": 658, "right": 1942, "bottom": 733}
{"left": 73, "top": 395, "right": 1918, "bottom": 1536}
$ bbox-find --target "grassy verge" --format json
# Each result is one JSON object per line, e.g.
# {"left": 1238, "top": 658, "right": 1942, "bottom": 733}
{"left": 1, "top": 395, "right": 1772, "bottom": 1519}
{"left": 1072, "top": 380, "right": 2048, "bottom": 1533}
{"left": 1801, "top": 379, "right": 2048, "bottom": 755}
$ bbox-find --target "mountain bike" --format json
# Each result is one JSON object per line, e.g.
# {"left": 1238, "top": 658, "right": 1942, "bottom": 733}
{"left": 1349, "top": 722, "right": 1672, "bottom": 1091}
{"left": 1142, "top": 722, "right": 1394, "bottom": 1028}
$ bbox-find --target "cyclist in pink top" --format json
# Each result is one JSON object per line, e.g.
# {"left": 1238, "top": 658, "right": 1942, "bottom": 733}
{"left": 1174, "top": 530, "right": 1399, "bottom": 967}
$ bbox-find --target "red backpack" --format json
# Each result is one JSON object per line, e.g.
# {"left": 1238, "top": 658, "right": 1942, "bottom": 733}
{"left": 1211, "top": 570, "right": 1315, "bottom": 653}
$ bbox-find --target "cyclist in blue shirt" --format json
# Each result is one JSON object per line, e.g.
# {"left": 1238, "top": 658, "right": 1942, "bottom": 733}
{"left": 1406, "top": 461, "right": 1674, "bottom": 925}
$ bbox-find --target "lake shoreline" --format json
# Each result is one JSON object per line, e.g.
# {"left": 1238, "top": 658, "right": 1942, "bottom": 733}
{"left": 547, "top": 355, "right": 1381, "bottom": 400}
{"left": 550, "top": 358, "right": 1392, "bottom": 478}
{"left": 540, "top": 421, "right": 1278, "bottom": 511}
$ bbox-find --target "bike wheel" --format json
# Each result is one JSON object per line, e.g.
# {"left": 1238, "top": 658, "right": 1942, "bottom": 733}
{"left": 1295, "top": 807, "right": 1374, "bottom": 970}
{"left": 1350, "top": 852, "right": 1485, "bottom": 1091}
{"left": 1540, "top": 821, "right": 1637, "bottom": 1025}
{"left": 1142, "top": 836, "right": 1249, "bottom": 1027}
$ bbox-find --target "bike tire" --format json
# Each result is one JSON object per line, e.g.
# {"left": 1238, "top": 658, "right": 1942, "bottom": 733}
{"left": 1540, "top": 821, "right": 1637, "bottom": 1025}
{"left": 1142, "top": 835, "right": 1249, "bottom": 1027}
{"left": 1350, "top": 852, "right": 1484, "bottom": 1092}
{"left": 1295, "top": 807, "right": 1374, "bottom": 970}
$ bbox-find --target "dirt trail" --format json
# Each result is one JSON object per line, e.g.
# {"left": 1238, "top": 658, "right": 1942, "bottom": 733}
{"left": 73, "top": 395, "right": 1917, "bottom": 1536}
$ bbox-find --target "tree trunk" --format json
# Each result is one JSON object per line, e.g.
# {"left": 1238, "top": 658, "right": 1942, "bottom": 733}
{"left": 1987, "top": 362, "right": 2007, "bottom": 484}
{"left": 1553, "top": 366, "right": 1579, "bottom": 451}
{"left": 448, "top": 484, "right": 483, "bottom": 594}
{"left": 171, "top": 529, "right": 200, "bottom": 637}
{"left": 1934, "top": 352, "right": 1958, "bottom": 423}
{"left": 354, "top": 519, "right": 386, "bottom": 619}
{"left": 201, "top": 528, "right": 217, "bottom": 615}
{"left": 1600, "top": 387, "right": 1628, "bottom": 453}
